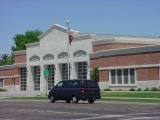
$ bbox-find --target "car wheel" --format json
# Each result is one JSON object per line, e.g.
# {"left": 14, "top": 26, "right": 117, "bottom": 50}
{"left": 72, "top": 96, "right": 78, "bottom": 103}
{"left": 88, "top": 99, "right": 94, "bottom": 104}
{"left": 66, "top": 99, "right": 71, "bottom": 103}
{"left": 50, "top": 95, "right": 55, "bottom": 103}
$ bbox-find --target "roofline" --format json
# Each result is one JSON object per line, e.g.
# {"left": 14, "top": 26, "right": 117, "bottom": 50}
{"left": 38, "top": 24, "right": 79, "bottom": 40}
{"left": 90, "top": 44, "right": 160, "bottom": 59}
{"left": 81, "top": 32, "right": 160, "bottom": 39}
{"left": 14, "top": 50, "right": 26, "bottom": 56}
{"left": 0, "top": 63, "right": 26, "bottom": 70}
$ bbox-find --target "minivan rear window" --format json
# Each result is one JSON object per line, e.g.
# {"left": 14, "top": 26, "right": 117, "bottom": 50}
{"left": 86, "top": 81, "right": 98, "bottom": 88}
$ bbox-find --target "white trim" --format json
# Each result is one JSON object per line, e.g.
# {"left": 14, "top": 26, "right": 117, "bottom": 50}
{"left": 90, "top": 44, "right": 160, "bottom": 59}
{"left": 92, "top": 44, "right": 159, "bottom": 54}
{"left": 99, "top": 64, "right": 160, "bottom": 70}
{"left": 0, "top": 75, "right": 20, "bottom": 79}
{"left": 92, "top": 38, "right": 160, "bottom": 45}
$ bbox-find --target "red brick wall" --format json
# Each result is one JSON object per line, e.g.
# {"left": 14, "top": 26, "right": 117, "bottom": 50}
{"left": 93, "top": 43, "right": 147, "bottom": 52}
{"left": 15, "top": 54, "right": 26, "bottom": 63}
{"left": 0, "top": 68, "right": 19, "bottom": 76}
{"left": 137, "top": 67, "right": 159, "bottom": 81}
{"left": 0, "top": 68, "right": 19, "bottom": 85}
{"left": 4, "top": 77, "right": 19, "bottom": 85}
{"left": 99, "top": 70, "right": 109, "bottom": 82}
{"left": 91, "top": 52, "right": 160, "bottom": 68}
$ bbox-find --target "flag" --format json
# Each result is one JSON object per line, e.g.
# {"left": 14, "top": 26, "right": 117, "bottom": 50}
{"left": 68, "top": 31, "right": 73, "bottom": 45}
{"left": 67, "top": 21, "right": 73, "bottom": 45}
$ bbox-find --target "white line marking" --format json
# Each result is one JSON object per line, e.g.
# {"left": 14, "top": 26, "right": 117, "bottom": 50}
{"left": 121, "top": 116, "right": 160, "bottom": 120}
{"left": 9, "top": 109, "right": 99, "bottom": 116}
{"left": 74, "top": 112, "right": 160, "bottom": 120}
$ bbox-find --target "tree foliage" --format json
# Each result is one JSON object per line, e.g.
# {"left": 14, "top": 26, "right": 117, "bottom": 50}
{"left": 12, "top": 30, "right": 42, "bottom": 51}
{"left": 0, "top": 30, "right": 42, "bottom": 66}
{"left": 0, "top": 53, "right": 14, "bottom": 66}
{"left": 90, "top": 67, "right": 99, "bottom": 82}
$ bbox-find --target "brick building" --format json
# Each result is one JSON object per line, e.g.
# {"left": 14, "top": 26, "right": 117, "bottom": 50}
{"left": 0, "top": 24, "right": 160, "bottom": 94}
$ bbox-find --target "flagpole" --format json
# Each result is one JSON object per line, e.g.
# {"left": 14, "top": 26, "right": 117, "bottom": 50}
{"left": 66, "top": 20, "right": 70, "bottom": 80}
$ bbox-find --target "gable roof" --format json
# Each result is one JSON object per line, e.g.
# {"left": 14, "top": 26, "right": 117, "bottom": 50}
{"left": 38, "top": 24, "right": 79, "bottom": 40}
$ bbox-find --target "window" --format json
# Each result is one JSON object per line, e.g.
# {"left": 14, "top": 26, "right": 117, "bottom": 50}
{"left": 77, "top": 62, "right": 87, "bottom": 80}
{"left": 86, "top": 81, "right": 98, "bottom": 88}
{"left": 110, "top": 68, "right": 135, "bottom": 85}
{"left": 29, "top": 55, "right": 40, "bottom": 62}
{"left": 123, "top": 69, "right": 129, "bottom": 84}
{"left": 0, "top": 79, "right": 3, "bottom": 87}
{"left": 33, "top": 66, "right": 40, "bottom": 91}
{"left": 61, "top": 63, "right": 70, "bottom": 80}
{"left": 111, "top": 70, "right": 116, "bottom": 84}
{"left": 130, "top": 69, "right": 135, "bottom": 84}
{"left": 57, "top": 81, "right": 63, "bottom": 87}
{"left": 58, "top": 52, "right": 68, "bottom": 59}
{"left": 43, "top": 54, "right": 54, "bottom": 61}
{"left": 72, "top": 81, "right": 80, "bottom": 88}
{"left": 117, "top": 69, "right": 122, "bottom": 84}
{"left": 73, "top": 50, "right": 87, "bottom": 58}
{"left": 47, "top": 65, "right": 54, "bottom": 90}
{"left": 20, "top": 67, "right": 27, "bottom": 91}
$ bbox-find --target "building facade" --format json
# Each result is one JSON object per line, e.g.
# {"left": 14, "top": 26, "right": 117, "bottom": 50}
{"left": 0, "top": 24, "right": 160, "bottom": 94}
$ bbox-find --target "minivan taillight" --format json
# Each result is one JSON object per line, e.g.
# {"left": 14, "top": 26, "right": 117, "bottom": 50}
{"left": 81, "top": 88, "right": 85, "bottom": 93}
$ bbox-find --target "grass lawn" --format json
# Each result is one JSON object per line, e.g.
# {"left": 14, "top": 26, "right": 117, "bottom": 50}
{"left": 100, "top": 98, "right": 160, "bottom": 103}
{"left": 101, "top": 91, "right": 160, "bottom": 98}
{"left": 5, "top": 91, "right": 160, "bottom": 103}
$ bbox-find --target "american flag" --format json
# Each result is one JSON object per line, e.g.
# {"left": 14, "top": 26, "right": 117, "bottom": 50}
{"left": 68, "top": 31, "right": 73, "bottom": 45}
{"left": 67, "top": 21, "right": 73, "bottom": 45}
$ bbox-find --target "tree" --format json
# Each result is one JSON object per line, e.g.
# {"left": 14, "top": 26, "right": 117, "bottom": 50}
{"left": 90, "top": 67, "right": 99, "bottom": 82}
{"left": 0, "top": 54, "right": 13, "bottom": 66}
{"left": 12, "top": 30, "right": 42, "bottom": 51}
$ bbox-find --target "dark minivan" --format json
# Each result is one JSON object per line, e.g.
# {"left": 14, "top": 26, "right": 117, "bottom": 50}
{"left": 48, "top": 80, "right": 101, "bottom": 103}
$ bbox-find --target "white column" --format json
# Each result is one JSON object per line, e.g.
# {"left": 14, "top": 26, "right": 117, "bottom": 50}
{"left": 40, "top": 65, "right": 47, "bottom": 93}
{"left": 54, "top": 63, "right": 61, "bottom": 85}
{"left": 87, "top": 61, "right": 90, "bottom": 79}
{"left": 70, "top": 62, "right": 77, "bottom": 79}
{"left": 27, "top": 66, "right": 34, "bottom": 92}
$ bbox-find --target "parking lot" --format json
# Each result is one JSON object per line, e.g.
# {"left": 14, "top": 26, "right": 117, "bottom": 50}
{"left": 0, "top": 100, "right": 160, "bottom": 120}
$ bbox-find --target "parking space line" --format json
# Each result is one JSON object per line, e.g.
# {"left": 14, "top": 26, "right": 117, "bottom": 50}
{"left": 9, "top": 109, "right": 99, "bottom": 116}
{"left": 121, "top": 116, "right": 160, "bottom": 120}
{"left": 74, "top": 112, "right": 160, "bottom": 120}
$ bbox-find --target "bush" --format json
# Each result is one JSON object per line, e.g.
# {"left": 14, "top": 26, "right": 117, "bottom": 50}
{"left": 129, "top": 88, "right": 135, "bottom": 91}
{"left": 90, "top": 67, "right": 99, "bottom": 82}
{"left": 144, "top": 87, "right": 149, "bottom": 91}
{"left": 136, "top": 88, "right": 142, "bottom": 91}
{"left": 0, "top": 88, "right": 7, "bottom": 92}
{"left": 150, "top": 87, "right": 159, "bottom": 91}
{"left": 104, "top": 88, "right": 112, "bottom": 91}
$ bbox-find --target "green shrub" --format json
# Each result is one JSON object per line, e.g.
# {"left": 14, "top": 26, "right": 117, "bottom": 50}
{"left": 104, "top": 88, "right": 112, "bottom": 91}
{"left": 90, "top": 67, "right": 99, "bottom": 82}
{"left": 136, "top": 88, "right": 142, "bottom": 91}
{"left": 0, "top": 88, "right": 7, "bottom": 92}
{"left": 150, "top": 87, "right": 159, "bottom": 91}
{"left": 129, "top": 88, "right": 135, "bottom": 91}
{"left": 144, "top": 87, "right": 149, "bottom": 91}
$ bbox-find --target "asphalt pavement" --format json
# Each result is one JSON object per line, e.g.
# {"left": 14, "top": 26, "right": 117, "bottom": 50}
{"left": 0, "top": 100, "right": 160, "bottom": 120}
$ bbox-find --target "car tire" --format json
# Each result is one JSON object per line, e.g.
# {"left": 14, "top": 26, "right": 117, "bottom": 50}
{"left": 66, "top": 99, "right": 71, "bottom": 103}
{"left": 50, "top": 95, "right": 55, "bottom": 103}
{"left": 72, "top": 96, "right": 78, "bottom": 103}
{"left": 88, "top": 99, "right": 94, "bottom": 104}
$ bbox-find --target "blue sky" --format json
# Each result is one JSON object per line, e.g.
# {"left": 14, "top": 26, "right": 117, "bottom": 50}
{"left": 0, "top": 0, "right": 160, "bottom": 54}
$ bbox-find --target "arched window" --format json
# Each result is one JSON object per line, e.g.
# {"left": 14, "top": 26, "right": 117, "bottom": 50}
{"left": 73, "top": 50, "right": 87, "bottom": 58}
{"left": 43, "top": 54, "right": 54, "bottom": 60}
{"left": 29, "top": 55, "right": 40, "bottom": 62}
{"left": 57, "top": 52, "right": 68, "bottom": 59}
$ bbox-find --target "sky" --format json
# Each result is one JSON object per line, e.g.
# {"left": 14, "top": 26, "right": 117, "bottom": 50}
{"left": 0, "top": 0, "right": 160, "bottom": 54}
